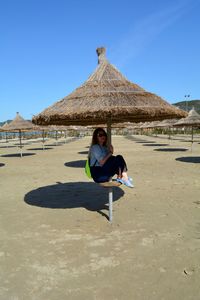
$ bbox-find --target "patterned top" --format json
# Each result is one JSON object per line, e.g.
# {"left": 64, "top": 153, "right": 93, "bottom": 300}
{"left": 89, "top": 144, "right": 109, "bottom": 167}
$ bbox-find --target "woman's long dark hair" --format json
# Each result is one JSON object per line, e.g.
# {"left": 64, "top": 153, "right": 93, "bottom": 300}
{"left": 91, "top": 128, "right": 107, "bottom": 146}
{"left": 88, "top": 128, "right": 107, "bottom": 158}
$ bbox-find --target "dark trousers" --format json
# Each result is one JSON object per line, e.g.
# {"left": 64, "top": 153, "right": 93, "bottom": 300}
{"left": 90, "top": 155, "right": 127, "bottom": 183}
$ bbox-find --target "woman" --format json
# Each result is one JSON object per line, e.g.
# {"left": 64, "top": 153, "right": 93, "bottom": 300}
{"left": 89, "top": 127, "right": 133, "bottom": 188}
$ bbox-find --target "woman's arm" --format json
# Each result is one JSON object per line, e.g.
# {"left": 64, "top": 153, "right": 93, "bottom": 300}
{"left": 99, "top": 151, "right": 112, "bottom": 166}
{"left": 99, "top": 145, "right": 114, "bottom": 166}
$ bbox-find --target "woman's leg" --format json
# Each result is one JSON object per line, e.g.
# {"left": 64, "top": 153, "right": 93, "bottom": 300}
{"left": 102, "top": 155, "right": 128, "bottom": 179}
{"left": 114, "top": 155, "right": 129, "bottom": 180}
{"left": 90, "top": 166, "right": 111, "bottom": 183}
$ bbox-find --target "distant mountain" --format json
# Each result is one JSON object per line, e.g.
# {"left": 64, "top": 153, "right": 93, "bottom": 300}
{"left": 173, "top": 100, "right": 200, "bottom": 114}
{"left": 0, "top": 120, "right": 12, "bottom": 127}
{"left": 0, "top": 119, "right": 32, "bottom": 127}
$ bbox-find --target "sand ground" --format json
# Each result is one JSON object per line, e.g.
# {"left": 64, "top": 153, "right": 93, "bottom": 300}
{"left": 0, "top": 134, "right": 200, "bottom": 300}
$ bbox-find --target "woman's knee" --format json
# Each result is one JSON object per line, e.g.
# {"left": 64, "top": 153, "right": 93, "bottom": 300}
{"left": 115, "top": 154, "right": 124, "bottom": 161}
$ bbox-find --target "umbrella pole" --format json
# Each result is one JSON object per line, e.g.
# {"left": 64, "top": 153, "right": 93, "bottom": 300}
{"left": 191, "top": 126, "right": 194, "bottom": 152}
{"left": 107, "top": 117, "right": 113, "bottom": 222}
{"left": 42, "top": 130, "right": 45, "bottom": 150}
{"left": 19, "top": 130, "right": 22, "bottom": 157}
{"left": 65, "top": 130, "right": 67, "bottom": 143}
{"left": 107, "top": 117, "right": 112, "bottom": 147}
{"left": 168, "top": 127, "right": 171, "bottom": 144}
{"left": 56, "top": 131, "right": 58, "bottom": 146}
{"left": 6, "top": 132, "right": 8, "bottom": 148}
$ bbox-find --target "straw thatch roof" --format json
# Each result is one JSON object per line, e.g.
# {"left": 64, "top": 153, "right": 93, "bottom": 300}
{"left": 5, "top": 112, "right": 36, "bottom": 131}
{"left": 139, "top": 122, "right": 152, "bottom": 129}
{"left": 33, "top": 47, "right": 187, "bottom": 126}
{"left": 173, "top": 108, "right": 200, "bottom": 127}
{"left": 145, "top": 121, "right": 161, "bottom": 128}
{"left": 154, "top": 118, "right": 178, "bottom": 128}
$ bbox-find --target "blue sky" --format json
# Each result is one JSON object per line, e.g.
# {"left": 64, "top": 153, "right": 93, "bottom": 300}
{"left": 0, "top": 0, "right": 200, "bottom": 121}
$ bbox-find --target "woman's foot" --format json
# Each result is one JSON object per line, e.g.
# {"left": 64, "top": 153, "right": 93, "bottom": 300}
{"left": 116, "top": 178, "right": 134, "bottom": 188}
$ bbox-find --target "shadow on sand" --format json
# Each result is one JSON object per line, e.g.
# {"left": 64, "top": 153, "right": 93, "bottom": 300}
{"left": 143, "top": 143, "right": 169, "bottom": 147}
{"left": 126, "top": 137, "right": 148, "bottom": 142}
{"left": 78, "top": 151, "right": 88, "bottom": 155}
{"left": 24, "top": 181, "right": 124, "bottom": 220}
{"left": 154, "top": 148, "right": 188, "bottom": 152}
{"left": 136, "top": 141, "right": 156, "bottom": 144}
{"left": 0, "top": 145, "right": 16, "bottom": 148}
{"left": 27, "top": 147, "right": 53, "bottom": 151}
{"left": 176, "top": 156, "right": 200, "bottom": 163}
{"left": 0, "top": 163, "right": 5, "bottom": 167}
{"left": 45, "top": 143, "right": 61, "bottom": 147}
{"left": 1, "top": 153, "right": 36, "bottom": 158}
{"left": 64, "top": 160, "right": 86, "bottom": 168}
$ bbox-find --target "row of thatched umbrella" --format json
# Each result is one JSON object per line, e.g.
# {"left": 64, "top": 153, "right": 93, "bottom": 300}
{"left": 0, "top": 113, "right": 84, "bottom": 156}
{"left": 130, "top": 108, "right": 200, "bottom": 150}
{"left": 0, "top": 47, "right": 191, "bottom": 160}
{"left": 1, "top": 47, "right": 188, "bottom": 150}
{"left": 130, "top": 108, "right": 200, "bottom": 130}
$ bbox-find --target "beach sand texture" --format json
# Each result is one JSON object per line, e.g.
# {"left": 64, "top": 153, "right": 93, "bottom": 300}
{"left": 0, "top": 135, "right": 200, "bottom": 300}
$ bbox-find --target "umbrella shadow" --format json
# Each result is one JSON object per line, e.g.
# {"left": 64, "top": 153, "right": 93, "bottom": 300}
{"left": 176, "top": 156, "right": 200, "bottom": 163}
{"left": 143, "top": 143, "right": 169, "bottom": 146}
{"left": 154, "top": 148, "right": 188, "bottom": 152}
{"left": 194, "top": 201, "right": 200, "bottom": 205}
{"left": 45, "top": 144, "right": 61, "bottom": 147}
{"left": 136, "top": 141, "right": 156, "bottom": 144}
{"left": 78, "top": 151, "right": 88, "bottom": 155}
{"left": 0, "top": 145, "right": 16, "bottom": 148}
{"left": 24, "top": 181, "right": 124, "bottom": 220}
{"left": 0, "top": 163, "right": 5, "bottom": 167}
{"left": 14, "top": 143, "right": 31, "bottom": 146}
{"left": 27, "top": 147, "right": 53, "bottom": 151}
{"left": 126, "top": 137, "right": 147, "bottom": 142}
{"left": 64, "top": 160, "right": 86, "bottom": 168}
{"left": 1, "top": 153, "right": 36, "bottom": 158}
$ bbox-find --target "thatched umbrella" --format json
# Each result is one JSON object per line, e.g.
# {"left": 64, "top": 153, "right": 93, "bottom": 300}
{"left": 173, "top": 108, "right": 200, "bottom": 149}
{"left": 5, "top": 112, "right": 36, "bottom": 157}
{"left": 0, "top": 122, "right": 10, "bottom": 145}
{"left": 33, "top": 47, "right": 186, "bottom": 145}
{"left": 155, "top": 119, "right": 178, "bottom": 128}
{"left": 154, "top": 118, "right": 178, "bottom": 140}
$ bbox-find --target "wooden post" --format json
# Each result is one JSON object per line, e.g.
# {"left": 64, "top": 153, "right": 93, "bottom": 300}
{"left": 65, "top": 130, "right": 67, "bottom": 143}
{"left": 56, "top": 130, "right": 58, "bottom": 146}
{"left": 107, "top": 116, "right": 112, "bottom": 147}
{"left": 191, "top": 126, "right": 194, "bottom": 152}
{"left": 6, "top": 132, "right": 8, "bottom": 148}
{"left": 42, "top": 130, "right": 45, "bottom": 150}
{"left": 19, "top": 130, "right": 22, "bottom": 157}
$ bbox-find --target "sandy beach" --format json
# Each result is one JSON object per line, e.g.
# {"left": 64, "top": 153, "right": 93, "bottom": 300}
{"left": 0, "top": 134, "right": 200, "bottom": 300}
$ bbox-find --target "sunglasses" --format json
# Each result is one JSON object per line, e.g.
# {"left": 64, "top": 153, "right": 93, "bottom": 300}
{"left": 97, "top": 133, "right": 106, "bottom": 137}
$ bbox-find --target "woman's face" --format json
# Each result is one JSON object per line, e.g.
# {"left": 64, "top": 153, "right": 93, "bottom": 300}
{"left": 97, "top": 131, "right": 106, "bottom": 144}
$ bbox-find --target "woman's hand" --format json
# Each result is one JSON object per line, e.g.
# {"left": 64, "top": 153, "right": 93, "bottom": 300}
{"left": 109, "top": 145, "right": 114, "bottom": 154}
